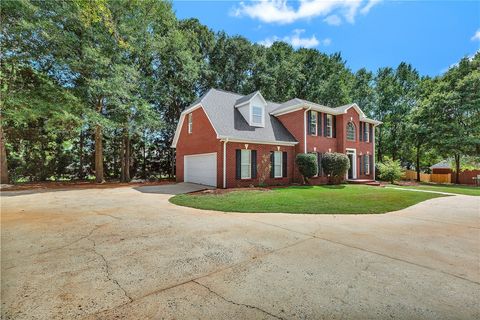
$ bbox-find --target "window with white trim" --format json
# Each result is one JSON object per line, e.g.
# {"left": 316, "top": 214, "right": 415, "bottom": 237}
{"left": 364, "top": 122, "right": 370, "bottom": 142}
{"left": 346, "top": 122, "right": 355, "bottom": 141}
{"left": 310, "top": 111, "right": 317, "bottom": 135}
{"left": 252, "top": 106, "right": 263, "bottom": 125}
{"left": 365, "top": 155, "right": 370, "bottom": 175}
{"left": 274, "top": 151, "right": 283, "bottom": 178}
{"left": 187, "top": 113, "right": 192, "bottom": 134}
{"left": 241, "top": 149, "right": 251, "bottom": 179}
{"left": 326, "top": 114, "right": 333, "bottom": 138}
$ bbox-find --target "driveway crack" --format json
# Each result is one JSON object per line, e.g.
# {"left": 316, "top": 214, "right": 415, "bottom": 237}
{"left": 192, "top": 280, "right": 285, "bottom": 320}
{"left": 89, "top": 238, "right": 133, "bottom": 303}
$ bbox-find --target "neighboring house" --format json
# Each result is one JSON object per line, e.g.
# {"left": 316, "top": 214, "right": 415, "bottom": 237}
{"left": 430, "top": 160, "right": 452, "bottom": 174}
{"left": 172, "top": 89, "right": 381, "bottom": 188}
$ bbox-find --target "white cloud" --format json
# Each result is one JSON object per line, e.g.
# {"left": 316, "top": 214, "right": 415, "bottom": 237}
{"left": 258, "top": 29, "right": 330, "bottom": 48}
{"left": 360, "top": 0, "right": 381, "bottom": 15}
{"left": 472, "top": 29, "right": 480, "bottom": 41}
{"left": 324, "top": 14, "right": 342, "bottom": 26}
{"left": 234, "top": 0, "right": 379, "bottom": 25}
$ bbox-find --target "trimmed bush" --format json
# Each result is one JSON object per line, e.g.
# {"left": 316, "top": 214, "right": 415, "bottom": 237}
{"left": 321, "top": 152, "right": 350, "bottom": 184}
{"left": 295, "top": 153, "right": 318, "bottom": 184}
{"left": 377, "top": 157, "right": 403, "bottom": 184}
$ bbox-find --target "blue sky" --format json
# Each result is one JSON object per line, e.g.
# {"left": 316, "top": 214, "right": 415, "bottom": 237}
{"left": 173, "top": 0, "right": 480, "bottom": 76}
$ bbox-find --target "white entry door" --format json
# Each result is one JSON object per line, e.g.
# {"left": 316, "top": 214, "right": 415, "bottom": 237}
{"left": 184, "top": 153, "right": 217, "bottom": 187}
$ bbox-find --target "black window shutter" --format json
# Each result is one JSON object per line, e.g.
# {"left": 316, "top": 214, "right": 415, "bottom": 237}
{"left": 317, "top": 112, "right": 322, "bottom": 136}
{"left": 359, "top": 155, "right": 362, "bottom": 176}
{"left": 364, "top": 124, "right": 368, "bottom": 142}
{"left": 307, "top": 111, "right": 312, "bottom": 135}
{"left": 333, "top": 116, "right": 337, "bottom": 138}
{"left": 324, "top": 113, "right": 328, "bottom": 136}
{"left": 270, "top": 151, "right": 275, "bottom": 178}
{"left": 359, "top": 122, "right": 363, "bottom": 141}
{"left": 363, "top": 155, "right": 367, "bottom": 175}
{"left": 235, "top": 149, "right": 241, "bottom": 179}
{"left": 251, "top": 150, "right": 257, "bottom": 179}
{"left": 282, "top": 152, "right": 287, "bottom": 177}
{"left": 369, "top": 124, "right": 373, "bottom": 143}
{"left": 369, "top": 154, "right": 373, "bottom": 175}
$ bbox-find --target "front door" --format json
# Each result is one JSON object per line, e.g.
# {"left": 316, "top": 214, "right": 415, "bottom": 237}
{"left": 347, "top": 154, "right": 354, "bottom": 179}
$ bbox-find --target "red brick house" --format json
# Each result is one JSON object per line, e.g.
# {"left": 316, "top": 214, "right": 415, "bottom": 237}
{"left": 172, "top": 89, "right": 381, "bottom": 188}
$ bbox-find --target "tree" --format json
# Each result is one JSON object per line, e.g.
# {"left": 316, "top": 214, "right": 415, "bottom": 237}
{"left": 428, "top": 54, "right": 480, "bottom": 183}
{"left": 377, "top": 158, "right": 403, "bottom": 184}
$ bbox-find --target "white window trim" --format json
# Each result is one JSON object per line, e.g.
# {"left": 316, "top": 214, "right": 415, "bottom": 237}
{"left": 187, "top": 113, "right": 192, "bottom": 134}
{"left": 326, "top": 114, "right": 333, "bottom": 138}
{"left": 241, "top": 149, "right": 252, "bottom": 179}
{"left": 274, "top": 151, "right": 283, "bottom": 178}
{"left": 310, "top": 111, "right": 318, "bottom": 136}
{"left": 250, "top": 105, "right": 265, "bottom": 127}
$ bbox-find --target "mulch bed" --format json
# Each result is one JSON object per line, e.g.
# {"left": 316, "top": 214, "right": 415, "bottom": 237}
{"left": 189, "top": 187, "right": 272, "bottom": 196}
{"left": 0, "top": 179, "right": 175, "bottom": 191}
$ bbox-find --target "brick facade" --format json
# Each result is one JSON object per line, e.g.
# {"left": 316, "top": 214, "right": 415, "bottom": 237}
{"left": 176, "top": 104, "right": 375, "bottom": 188}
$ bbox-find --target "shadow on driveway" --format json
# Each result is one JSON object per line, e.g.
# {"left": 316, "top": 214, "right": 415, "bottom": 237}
{"left": 133, "top": 182, "right": 214, "bottom": 195}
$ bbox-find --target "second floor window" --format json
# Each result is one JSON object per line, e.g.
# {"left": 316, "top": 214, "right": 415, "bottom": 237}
{"left": 252, "top": 106, "right": 263, "bottom": 125}
{"left": 310, "top": 111, "right": 317, "bottom": 135}
{"left": 347, "top": 122, "right": 355, "bottom": 141}
{"left": 326, "top": 114, "right": 333, "bottom": 137}
{"left": 364, "top": 122, "right": 370, "bottom": 142}
{"left": 188, "top": 113, "right": 193, "bottom": 134}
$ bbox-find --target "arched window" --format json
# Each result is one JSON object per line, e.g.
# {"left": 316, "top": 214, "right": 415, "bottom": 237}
{"left": 347, "top": 122, "right": 355, "bottom": 141}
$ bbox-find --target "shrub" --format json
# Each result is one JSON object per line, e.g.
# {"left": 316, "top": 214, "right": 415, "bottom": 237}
{"left": 377, "top": 157, "right": 403, "bottom": 184}
{"left": 295, "top": 153, "right": 318, "bottom": 184}
{"left": 321, "top": 152, "right": 350, "bottom": 184}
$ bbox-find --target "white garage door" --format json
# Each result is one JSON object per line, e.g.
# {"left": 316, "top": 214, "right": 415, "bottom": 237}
{"left": 184, "top": 153, "right": 217, "bottom": 187}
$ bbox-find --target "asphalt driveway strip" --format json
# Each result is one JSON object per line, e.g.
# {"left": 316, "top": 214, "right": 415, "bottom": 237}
{"left": 1, "top": 184, "right": 479, "bottom": 319}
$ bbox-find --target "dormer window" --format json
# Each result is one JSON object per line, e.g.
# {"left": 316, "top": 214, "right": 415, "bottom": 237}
{"left": 252, "top": 106, "right": 263, "bottom": 125}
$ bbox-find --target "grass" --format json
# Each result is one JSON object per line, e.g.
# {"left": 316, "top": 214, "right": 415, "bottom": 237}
{"left": 389, "top": 183, "right": 480, "bottom": 196}
{"left": 169, "top": 185, "right": 446, "bottom": 214}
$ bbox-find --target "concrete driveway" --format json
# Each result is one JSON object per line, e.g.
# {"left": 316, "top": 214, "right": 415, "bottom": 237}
{"left": 1, "top": 185, "right": 479, "bottom": 319}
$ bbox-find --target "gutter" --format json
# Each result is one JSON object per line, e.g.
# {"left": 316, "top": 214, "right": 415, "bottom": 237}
{"left": 304, "top": 106, "right": 311, "bottom": 153}
{"left": 222, "top": 138, "right": 229, "bottom": 188}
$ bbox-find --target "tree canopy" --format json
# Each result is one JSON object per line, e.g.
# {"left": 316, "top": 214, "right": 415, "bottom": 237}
{"left": 1, "top": 0, "right": 478, "bottom": 184}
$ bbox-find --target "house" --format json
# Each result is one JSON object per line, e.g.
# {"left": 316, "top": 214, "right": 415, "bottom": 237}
{"left": 171, "top": 89, "right": 382, "bottom": 188}
{"left": 430, "top": 160, "right": 452, "bottom": 174}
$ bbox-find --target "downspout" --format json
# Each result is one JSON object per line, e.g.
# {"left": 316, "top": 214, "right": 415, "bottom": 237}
{"left": 373, "top": 125, "right": 376, "bottom": 181}
{"left": 223, "top": 138, "right": 229, "bottom": 188}
{"left": 303, "top": 107, "right": 311, "bottom": 153}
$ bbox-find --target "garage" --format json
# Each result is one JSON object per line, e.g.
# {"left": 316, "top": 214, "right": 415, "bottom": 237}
{"left": 184, "top": 153, "right": 217, "bottom": 187}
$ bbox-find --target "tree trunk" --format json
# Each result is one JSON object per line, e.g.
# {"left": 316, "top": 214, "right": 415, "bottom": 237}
{"left": 0, "top": 120, "right": 9, "bottom": 184}
{"left": 94, "top": 98, "right": 104, "bottom": 183}
{"left": 124, "top": 132, "right": 130, "bottom": 182}
{"left": 142, "top": 130, "right": 147, "bottom": 179}
{"left": 415, "top": 145, "right": 420, "bottom": 182}
{"left": 78, "top": 129, "right": 84, "bottom": 180}
{"left": 454, "top": 154, "right": 460, "bottom": 184}
{"left": 120, "top": 134, "right": 125, "bottom": 182}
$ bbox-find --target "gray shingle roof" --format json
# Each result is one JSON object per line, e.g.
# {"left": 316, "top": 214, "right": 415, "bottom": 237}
{"left": 234, "top": 91, "right": 259, "bottom": 106}
{"left": 188, "top": 88, "right": 297, "bottom": 144}
{"left": 430, "top": 160, "right": 451, "bottom": 169}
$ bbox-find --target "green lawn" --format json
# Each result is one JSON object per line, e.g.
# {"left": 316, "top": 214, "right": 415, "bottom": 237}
{"left": 390, "top": 183, "right": 480, "bottom": 196}
{"left": 170, "top": 185, "right": 446, "bottom": 214}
